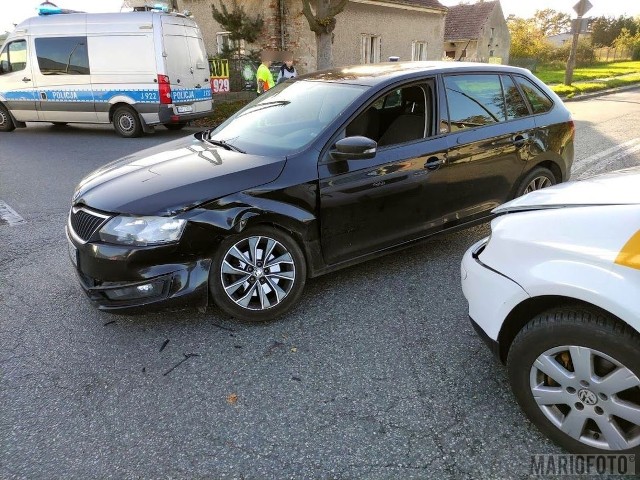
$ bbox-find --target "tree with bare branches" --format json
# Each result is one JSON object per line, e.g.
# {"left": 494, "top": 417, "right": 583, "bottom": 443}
{"left": 301, "top": 0, "right": 349, "bottom": 70}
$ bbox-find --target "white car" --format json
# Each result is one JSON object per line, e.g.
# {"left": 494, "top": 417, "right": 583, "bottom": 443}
{"left": 461, "top": 167, "right": 640, "bottom": 455}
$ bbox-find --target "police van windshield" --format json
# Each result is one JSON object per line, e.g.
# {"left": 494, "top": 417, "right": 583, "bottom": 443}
{"left": 208, "top": 80, "right": 368, "bottom": 156}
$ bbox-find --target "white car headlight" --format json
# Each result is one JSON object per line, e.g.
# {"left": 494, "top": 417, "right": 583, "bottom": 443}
{"left": 99, "top": 216, "right": 186, "bottom": 246}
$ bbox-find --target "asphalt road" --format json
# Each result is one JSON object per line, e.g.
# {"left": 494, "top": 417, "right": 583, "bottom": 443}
{"left": 1, "top": 89, "right": 640, "bottom": 479}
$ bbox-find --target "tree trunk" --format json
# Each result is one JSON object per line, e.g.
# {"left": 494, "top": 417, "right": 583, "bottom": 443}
{"left": 315, "top": 32, "right": 333, "bottom": 70}
{"left": 301, "top": 0, "right": 348, "bottom": 71}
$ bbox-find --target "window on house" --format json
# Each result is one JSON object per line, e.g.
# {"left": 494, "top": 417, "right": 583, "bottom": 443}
{"left": 361, "top": 34, "right": 381, "bottom": 64}
{"left": 216, "top": 32, "right": 245, "bottom": 56}
{"left": 412, "top": 41, "right": 427, "bottom": 61}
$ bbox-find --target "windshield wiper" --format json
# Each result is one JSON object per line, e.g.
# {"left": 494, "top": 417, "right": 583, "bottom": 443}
{"left": 201, "top": 133, "right": 246, "bottom": 154}
{"left": 236, "top": 100, "right": 290, "bottom": 118}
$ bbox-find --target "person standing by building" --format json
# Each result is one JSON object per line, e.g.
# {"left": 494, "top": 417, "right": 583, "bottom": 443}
{"left": 256, "top": 53, "right": 275, "bottom": 95}
{"left": 277, "top": 56, "right": 297, "bottom": 84}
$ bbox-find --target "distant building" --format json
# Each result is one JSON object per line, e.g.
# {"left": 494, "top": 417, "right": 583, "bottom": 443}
{"left": 175, "top": 0, "right": 448, "bottom": 74}
{"left": 547, "top": 32, "right": 573, "bottom": 48}
{"left": 444, "top": 0, "right": 510, "bottom": 63}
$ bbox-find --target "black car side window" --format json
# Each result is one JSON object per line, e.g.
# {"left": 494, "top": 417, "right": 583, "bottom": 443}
{"left": 345, "top": 83, "right": 432, "bottom": 148}
{"left": 444, "top": 74, "right": 505, "bottom": 131}
{"left": 0, "top": 40, "right": 27, "bottom": 75}
{"left": 501, "top": 75, "right": 530, "bottom": 120}
{"left": 34, "top": 36, "right": 90, "bottom": 75}
{"left": 514, "top": 76, "right": 553, "bottom": 114}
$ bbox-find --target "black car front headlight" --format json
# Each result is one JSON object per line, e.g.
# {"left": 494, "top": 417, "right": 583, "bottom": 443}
{"left": 99, "top": 216, "right": 186, "bottom": 246}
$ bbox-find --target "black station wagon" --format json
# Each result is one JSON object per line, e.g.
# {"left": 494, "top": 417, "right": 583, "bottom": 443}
{"left": 67, "top": 62, "right": 574, "bottom": 321}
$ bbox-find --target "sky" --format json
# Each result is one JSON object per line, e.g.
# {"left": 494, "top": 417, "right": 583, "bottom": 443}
{"left": 439, "top": 0, "right": 640, "bottom": 20}
{"left": 2, "top": 0, "right": 640, "bottom": 34}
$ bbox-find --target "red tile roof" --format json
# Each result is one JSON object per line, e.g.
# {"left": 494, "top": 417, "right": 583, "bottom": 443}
{"left": 445, "top": 1, "right": 498, "bottom": 40}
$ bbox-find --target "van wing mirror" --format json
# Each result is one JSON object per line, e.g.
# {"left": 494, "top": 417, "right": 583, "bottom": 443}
{"left": 330, "top": 136, "right": 377, "bottom": 161}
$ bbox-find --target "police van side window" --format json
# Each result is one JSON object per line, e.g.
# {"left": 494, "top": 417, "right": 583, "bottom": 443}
{"left": 0, "top": 40, "right": 27, "bottom": 75}
{"left": 34, "top": 37, "right": 90, "bottom": 75}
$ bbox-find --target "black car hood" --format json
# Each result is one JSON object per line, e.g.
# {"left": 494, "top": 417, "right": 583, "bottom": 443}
{"left": 73, "top": 133, "right": 286, "bottom": 216}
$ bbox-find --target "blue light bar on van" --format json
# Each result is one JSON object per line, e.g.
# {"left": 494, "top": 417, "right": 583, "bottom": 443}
{"left": 38, "top": 1, "right": 83, "bottom": 15}
{"left": 152, "top": 4, "right": 170, "bottom": 12}
{"left": 38, "top": 2, "right": 62, "bottom": 15}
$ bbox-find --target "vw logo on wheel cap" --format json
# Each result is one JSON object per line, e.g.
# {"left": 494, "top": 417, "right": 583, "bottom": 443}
{"left": 578, "top": 389, "right": 598, "bottom": 406}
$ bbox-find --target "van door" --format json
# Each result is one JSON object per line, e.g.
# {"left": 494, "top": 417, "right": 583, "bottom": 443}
{"left": 161, "top": 18, "right": 212, "bottom": 117}
{"left": 0, "top": 38, "right": 40, "bottom": 122}
{"left": 32, "top": 36, "right": 97, "bottom": 123}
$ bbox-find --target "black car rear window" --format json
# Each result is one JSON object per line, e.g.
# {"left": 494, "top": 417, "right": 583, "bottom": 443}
{"left": 514, "top": 76, "right": 553, "bottom": 114}
{"left": 500, "top": 75, "right": 530, "bottom": 120}
{"left": 444, "top": 74, "right": 506, "bottom": 131}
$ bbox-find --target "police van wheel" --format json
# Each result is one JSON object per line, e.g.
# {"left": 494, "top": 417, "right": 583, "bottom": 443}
{"left": 113, "top": 106, "right": 143, "bottom": 138}
{"left": 0, "top": 104, "right": 16, "bottom": 132}
{"left": 163, "top": 123, "right": 187, "bottom": 131}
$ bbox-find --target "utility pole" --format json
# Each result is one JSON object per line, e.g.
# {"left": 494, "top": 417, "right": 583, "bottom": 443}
{"left": 565, "top": 0, "right": 592, "bottom": 86}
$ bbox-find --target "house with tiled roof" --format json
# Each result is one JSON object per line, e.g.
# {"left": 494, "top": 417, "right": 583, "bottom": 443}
{"left": 444, "top": 0, "right": 510, "bottom": 63}
{"left": 175, "top": 0, "right": 448, "bottom": 75}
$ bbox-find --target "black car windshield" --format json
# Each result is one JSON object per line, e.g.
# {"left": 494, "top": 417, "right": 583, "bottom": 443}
{"left": 208, "top": 80, "right": 369, "bottom": 156}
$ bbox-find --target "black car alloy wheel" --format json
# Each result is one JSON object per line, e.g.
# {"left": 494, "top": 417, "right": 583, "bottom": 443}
{"left": 210, "top": 226, "right": 306, "bottom": 322}
{"left": 516, "top": 166, "right": 556, "bottom": 197}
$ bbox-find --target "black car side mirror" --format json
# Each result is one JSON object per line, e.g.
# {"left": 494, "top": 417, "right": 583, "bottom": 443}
{"left": 330, "top": 136, "right": 377, "bottom": 161}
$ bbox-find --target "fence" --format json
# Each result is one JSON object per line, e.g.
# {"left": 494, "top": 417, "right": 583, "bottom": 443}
{"left": 593, "top": 47, "right": 632, "bottom": 62}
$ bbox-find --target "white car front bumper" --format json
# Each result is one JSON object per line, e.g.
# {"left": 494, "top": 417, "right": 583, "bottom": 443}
{"left": 461, "top": 238, "right": 530, "bottom": 359}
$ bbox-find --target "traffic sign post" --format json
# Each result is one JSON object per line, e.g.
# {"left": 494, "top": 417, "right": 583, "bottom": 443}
{"left": 565, "top": 0, "right": 593, "bottom": 86}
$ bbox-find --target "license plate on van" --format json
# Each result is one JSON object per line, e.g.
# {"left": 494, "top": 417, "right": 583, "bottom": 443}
{"left": 177, "top": 105, "right": 193, "bottom": 113}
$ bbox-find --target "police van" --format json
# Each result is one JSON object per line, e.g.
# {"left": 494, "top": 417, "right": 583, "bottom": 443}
{"left": 0, "top": 10, "right": 213, "bottom": 137}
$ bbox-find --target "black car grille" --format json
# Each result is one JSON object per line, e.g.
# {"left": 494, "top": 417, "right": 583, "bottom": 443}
{"left": 69, "top": 208, "right": 110, "bottom": 242}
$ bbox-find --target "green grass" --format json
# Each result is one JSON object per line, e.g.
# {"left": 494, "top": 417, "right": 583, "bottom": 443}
{"left": 535, "top": 61, "right": 640, "bottom": 84}
{"left": 549, "top": 72, "right": 640, "bottom": 97}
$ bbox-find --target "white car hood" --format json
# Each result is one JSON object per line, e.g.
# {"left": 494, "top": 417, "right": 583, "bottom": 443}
{"left": 494, "top": 166, "right": 640, "bottom": 214}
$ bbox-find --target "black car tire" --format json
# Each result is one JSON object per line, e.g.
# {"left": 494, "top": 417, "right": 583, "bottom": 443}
{"left": 210, "top": 226, "right": 307, "bottom": 322}
{"left": 515, "top": 166, "right": 556, "bottom": 197}
{"left": 0, "top": 104, "right": 16, "bottom": 132}
{"left": 163, "top": 123, "right": 187, "bottom": 131}
{"left": 113, "top": 106, "right": 143, "bottom": 138}
{"left": 507, "top": 306, "right": 640, "bottom": 454}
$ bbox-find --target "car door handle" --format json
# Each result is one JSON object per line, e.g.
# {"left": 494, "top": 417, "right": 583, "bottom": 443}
{"left": 22, "top": 77, "right": 31, "bottom": 82}
{"left": 424, "top": 157, "right": 444, "bottom": 170}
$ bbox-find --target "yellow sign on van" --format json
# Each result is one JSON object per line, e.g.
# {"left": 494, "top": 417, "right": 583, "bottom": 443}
{"left": 210, "top": 59, "right": 230, "bottom": 94}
